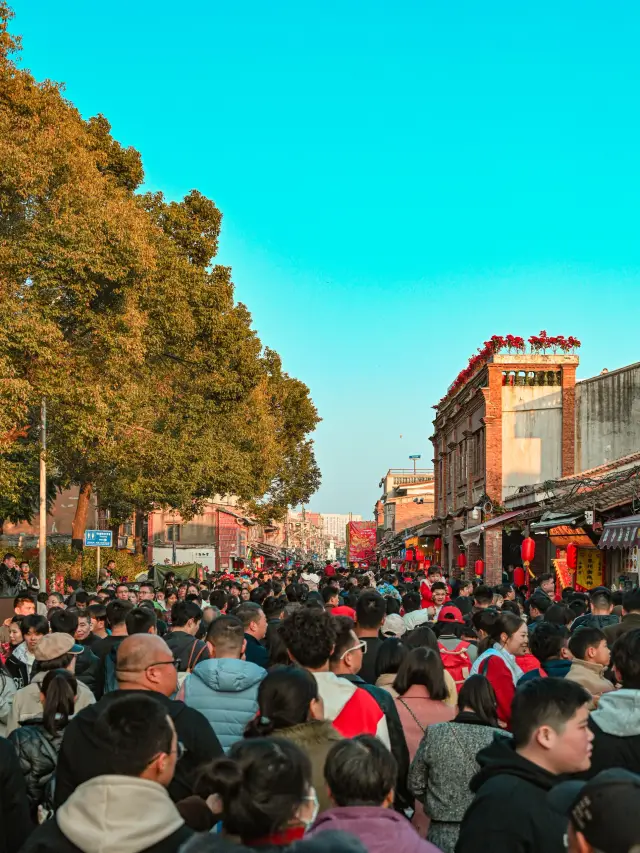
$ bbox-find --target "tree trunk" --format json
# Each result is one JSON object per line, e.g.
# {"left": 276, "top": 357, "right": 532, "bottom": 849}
{"left": 134, "top": 508, "right": 144, "bottom": 556}
{"left": 71, "top": 482, "right": 92, "bottom": 551}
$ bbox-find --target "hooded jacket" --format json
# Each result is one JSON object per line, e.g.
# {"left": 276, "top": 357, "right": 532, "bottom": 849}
{"left": 6, "top": 671, "right": 95, "bottom": 736}
{"left": 54, "top": 689, "right": 223, "bottom": 807}
{"left": 309, "top": 805, "right": 439, "bottom": 853}
{"left": 587, "top": 689, "right": 640, "bottom": 777}
{"left": 20, "top": 775, "right": 193, "bottom": 853}
{"left": 180, "top": 657, "right": 265, "bottom": 751}
{"left": 455, "top": 734, "right": 568, "bottom": 853}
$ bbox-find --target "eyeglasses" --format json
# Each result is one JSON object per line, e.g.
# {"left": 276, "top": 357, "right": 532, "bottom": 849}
{"left": 339, "top": 640, "right": 367, "bottom": 660}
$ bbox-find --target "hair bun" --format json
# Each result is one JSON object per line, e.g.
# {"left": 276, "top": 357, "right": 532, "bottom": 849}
{"left": 197, "top": 757, "right": 243, "bottom": 803}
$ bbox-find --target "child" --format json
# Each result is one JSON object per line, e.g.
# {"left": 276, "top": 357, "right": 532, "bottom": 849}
{"left": 566, "top": 626, "right": 614, "bottom": 706}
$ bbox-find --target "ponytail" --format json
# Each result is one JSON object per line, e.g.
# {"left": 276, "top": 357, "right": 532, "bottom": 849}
{"left": 41, "top": 668, "right": 76, "bottom": 735}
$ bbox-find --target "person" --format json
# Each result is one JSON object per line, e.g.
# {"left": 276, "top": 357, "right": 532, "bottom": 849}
{"left": 115, "top": 583, "right": 131, "bottom": 601}
{"left": 428, "top": 582, "right": 449, "bottom": 620}
{"left": 45, "top": 592, "right": 65, "bottom": 611}
{"left": 48, "top": 609, "right": 100, "bottom": 696}
{"left": 7, "top": 633, "right": 94, "bottom": 735}
{"left": 0, "top": 553, "right": 20, "bottom": 597}
{"left": 456, "top": 677, "right": 592, "bottom": 853}
{"left": 355, "top": 590, "right": 386, "bottom": 684}
{"left": 234, "top": 602, "right": 269, "bottom": 668}
{"left": 17, "top": 561, "right": 39, "bottom": 592}
{"left": 3, "top": 618, "right": 28, "bottom": 690}
{"left": 570, "top": 588, "right": 619, "bottom": 633}
{"left": 586, "top": 628, "right": 640, "bottom": 777}
{"left": 8, "top": 669, "right": 77, "bottom": 821}
{"left": 86, "top": 603, "right": 108, "bottom": 640}
{"left": 527, "top": 622, "right": 572, "bottom": 678}
{"left": 0, "top": 659, "right": 16, "bottom": 739}
{"left": 375, "top": 638, "right": 407, "bottom": 697}
{"left": 603, "top": 588, "right": 640, "bottom": 645}
{"left": 92, "top": 598, "right": 133, "bottom": 694}
{"left": 408, "top": 675, "right": 506, "bottom": 853}
{"left": 528, "top": 595, "right": 552, "bottom": 632}
{"left": 54, "top": 634, "right": 223, "bottom": 806}
{"left": 566, "top": 627, "right": 613, "bottom": 705}
{"left": 301, "top": 565, "right": 320, "bottom": 592}
{"left": 0, "top": 735, "right": 32, "bottom": 853}
{"left": 472, "top": 585, "right": 494, "bottom": 612}
{"left": 279, "top": 607, "right": 390, "bottom": 746}
{"left": 434, "top": 606, "right": 477, "bottom": 689}
{"left": 308, "top": 735, "right": 439, "bottom": 853}
{"left": 419, "top": 566, "right": 449, "bottom": 610}
{"left": 548, "top": 768, "right": 640, "bottom": 853}
{"left": 470, "top": 612, "right": 530, "bottom": 728}
{"left": 179, "top": 615, "right": 265, "bottom": 751}
{"left": 20, "top": 693, "right": 193, "bottom": 853}
{"left": 74, "top": 611, "right": 96, "bottom": 647}
{"left": 244, "top": 666, "right": 342, "bottom": 813}
{"left": 166, "top": 601, "right": 210, "bottom": 673}
{"left": 126, "top": 606, "right": 158, "bottom": 635}
{"left": 11, "top": 614, "right": 48, "bottom": 684}
{"left": 532, "top": 573, "right": 556, "bottom": 603}
{"left": 194, "top": 737, "right": 320, "bottom": 847}
{"left": 402, "top": 592, "right": 431, "bottom": 632}
{"left": 451, "top": 580, "right": 474, "bottom": 617}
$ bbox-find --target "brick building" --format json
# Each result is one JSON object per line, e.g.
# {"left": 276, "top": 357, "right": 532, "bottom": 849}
{"left": 431, "top": 348, "right": 579, "bottom": 584}
{"left": 375, "top": 468, "right": 435, "bottom": 536}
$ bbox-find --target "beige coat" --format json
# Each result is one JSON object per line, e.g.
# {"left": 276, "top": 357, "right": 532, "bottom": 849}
{"left": 6, "top": 669, "right": 95, "bottom": 735}
{"left": 566, "top": 659, "right": 614, "bottom": 706}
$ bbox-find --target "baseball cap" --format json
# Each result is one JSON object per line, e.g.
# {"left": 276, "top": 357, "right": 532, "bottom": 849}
{"left": 382, "top": 614, "right": 406, "bottom": 638}
{"left": 34, "top": 633, "right": 84, "bottom": 661}
{"left": 548, "top": 768, "right": 640, "bottom": 853}
{"left": 437, "top": 605, "right": 464, "bottom": 624}
{"left": 331, "top": 605, "right": 357, "bottom": 620}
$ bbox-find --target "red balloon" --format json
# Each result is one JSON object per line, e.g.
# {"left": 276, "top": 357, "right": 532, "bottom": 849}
{"left": 566, "top": 542, "right": 578, "bottom": 571}
{"left": 474, "top": 559, "right": 484, "bottom": 577}
{"left": 521, "top": 537, "right": 536, "bottom": 564}
{"left": 457, "top": 553, "right": 467, "bottom": 569}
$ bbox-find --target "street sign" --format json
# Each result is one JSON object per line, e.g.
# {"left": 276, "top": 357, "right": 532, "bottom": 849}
{"left": 409, "top": 454, "right": 421, "bottom": 460}
{"left": 84, "top": 530, "right": 113, "bottom": 548}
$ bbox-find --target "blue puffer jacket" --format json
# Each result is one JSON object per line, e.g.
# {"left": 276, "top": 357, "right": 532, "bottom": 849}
{"left": 181, "top": 658, "right": 266, "bottom": 751}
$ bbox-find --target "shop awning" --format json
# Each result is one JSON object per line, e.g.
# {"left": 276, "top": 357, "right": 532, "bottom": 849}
{"left": 460, "top": 510, "right": 526, "bottom": 546}
{"left": 530, "top": 512, "right": 584, "bottom": 532}
{"left": 599, "top": 515, "right": 640, "bottom": 550}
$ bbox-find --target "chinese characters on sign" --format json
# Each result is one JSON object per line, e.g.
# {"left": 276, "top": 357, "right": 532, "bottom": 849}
{"left": 576, "top": 549, "right": 604, "bottom": 590}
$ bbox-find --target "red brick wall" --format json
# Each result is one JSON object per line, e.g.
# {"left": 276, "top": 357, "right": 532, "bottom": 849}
{"left": 562, "top": 364, "right": 577, "bottom": 476}
{"left": 393, "top": 499, "right": 435, "bottom": 532}
{"left": 483, "top": 364, "right": 504, "bottom": 504}
{"left": 484, "top": 527, "right": 503, "bottom": 586}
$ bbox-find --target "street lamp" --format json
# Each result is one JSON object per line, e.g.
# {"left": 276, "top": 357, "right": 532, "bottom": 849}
{"left": 409, "top": 454, "right": 421, "bottom": 475}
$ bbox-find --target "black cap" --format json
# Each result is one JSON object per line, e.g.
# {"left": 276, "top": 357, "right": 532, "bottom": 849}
{"left": 548, "top": 769, "right": 640, "bottom": 853}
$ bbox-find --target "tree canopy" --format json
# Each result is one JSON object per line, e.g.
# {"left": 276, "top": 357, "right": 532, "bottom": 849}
{"left": 0, "top": 3, "right": 320, "bottom": 544}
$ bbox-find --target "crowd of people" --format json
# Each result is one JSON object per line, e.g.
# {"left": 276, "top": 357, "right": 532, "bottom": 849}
{"left": 0, "top": 550, "right": 639, "bottom": 853}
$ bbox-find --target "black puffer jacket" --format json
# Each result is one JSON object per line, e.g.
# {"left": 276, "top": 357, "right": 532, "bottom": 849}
{"left": 8, "top": 718, "right": 65, "bottom": 819}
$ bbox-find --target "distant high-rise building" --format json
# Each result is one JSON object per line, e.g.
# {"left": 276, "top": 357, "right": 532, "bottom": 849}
{"left": 321, "top": 513, "right": 362, "bottom": 542}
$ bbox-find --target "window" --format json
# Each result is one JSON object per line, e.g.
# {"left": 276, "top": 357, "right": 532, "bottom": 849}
{"left": 166, "top": 524, "right": 181, "bottom": 543}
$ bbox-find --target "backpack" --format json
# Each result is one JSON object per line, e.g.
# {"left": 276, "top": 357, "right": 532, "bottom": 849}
{"left": 176, "top": 640, "right": 208, "bottom": 689}
{"left": 438, "top": 640, "right": 472, "bottom": 692}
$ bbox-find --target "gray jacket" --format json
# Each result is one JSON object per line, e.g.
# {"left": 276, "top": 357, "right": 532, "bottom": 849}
{"left": 408, "top": 712, "right": 509, "bottom": 822}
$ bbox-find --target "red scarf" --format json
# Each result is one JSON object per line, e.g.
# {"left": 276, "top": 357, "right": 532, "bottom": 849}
{"left": 252, "top": 826, "right": 306, "bottom": 847}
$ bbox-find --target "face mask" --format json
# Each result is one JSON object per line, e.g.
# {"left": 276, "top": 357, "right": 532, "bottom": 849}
{"left": 300, "top": 787, "right": 319, "bottom": 831}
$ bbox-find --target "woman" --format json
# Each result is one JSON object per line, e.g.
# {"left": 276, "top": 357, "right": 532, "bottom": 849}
{"left": 470, "top": 612, "right": 529, "bottom": 728}
{"left": 245, "top": 667, "right": 341, "bottom": 813}
{"left": 408, "top": 675, "right": 508, "bottom": 853}
{"left": 374, "top": 638, "right": 407, "bottom": 698}
{"left": 9, "top": 669, "right": 77, "bottom": 820}
{"left": 196, "top": 737, "right": 319, "bottom": 849}
{"left": 404, "top": 626, "right": 457, "bottom": 706}
{"left": 3, "top": 618, "right": 28, "bottom": 688}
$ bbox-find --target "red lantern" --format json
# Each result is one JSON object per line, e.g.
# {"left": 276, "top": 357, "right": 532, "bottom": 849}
{"left": 457, "top": 553, "right": 467, "bottom": 569}
{"left": 521, "top": 537, "right": 536, "bottom": 565}
{"left": 434, "top": 537, "right": 442, "bottom": 552}
{"left": 513, "top": 566, "right": 525, "bottom": 587}
{"left": 566, "top": 542, "right": 578, "bottom": 571}
{"left": 474, "top": 559, "right": 484, "bottom": 577}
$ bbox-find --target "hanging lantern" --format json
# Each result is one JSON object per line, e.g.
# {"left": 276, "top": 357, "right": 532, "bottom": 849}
{"left": 457, "top": 552, "right": 467, "bottom": 569}
{"left": 566, "top": 542, "right": 578, "bottom": 571}
{"left": 521, "top": 537, "right": 536, "bottom": 565}
{"left": 513, "top": 566, "right": 525, "bottom": 587}
{"left": 474, "top": 559, "right": 484, "bottom": 577}
{"left": 434, "top": 537, "right": 442, "bottom": 552}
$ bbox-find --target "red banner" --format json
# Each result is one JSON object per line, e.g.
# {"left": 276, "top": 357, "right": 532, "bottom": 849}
{"left": 347, "top": 521, "right": 376, "bottom": 563}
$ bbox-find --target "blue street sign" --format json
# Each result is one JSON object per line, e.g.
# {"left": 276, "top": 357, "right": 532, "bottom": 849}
{"left": 84, "top": 530, "right": 113, "bottom": 548}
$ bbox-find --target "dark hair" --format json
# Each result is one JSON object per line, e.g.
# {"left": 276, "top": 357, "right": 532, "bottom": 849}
{"left": 471, "top": 609, "right": 499, "bottom": 636}
{"left": 568, "top": 599, "right": 588, "bottom": 619}
{"left": 171, "top": 600, "right": 203, "bottom": 627}
{"left": 245, "top": 667, "right": 319, "bottom": 737}
{"left": 622, "top": 589, "right": 640, "bottom": 615}
{"left": 21, "top": 614, "right": 49, "bottom": 636}
{"left": 457, "top": 674, "right": 499, "bottom": 728}
{"left": 49, "top": 609, "right": 78, "bottom": 635}
{"left": 285, "top": 583, "right": 304, "bottom": 603}
{"left": 233, "top": 602, "right": 265, "bottom": 631}
{"left": 209, "top": 590, "right": 229, "bottom": 611}
{"left": 206, "top": 615, "right": 245, "bottom": 653}
{"left": 355, "top": 590, "right": 386, "bottom": 630}
{"left": 279, "top": 608, "right": 337, "bottom": 669}
{"left": 125, "top": 607, "right": 157, "bottom": 635}
{"left": 40, "top": 653, "right": 74, "bottom": 672}
{"left": 375, "top": 638, "right": 407, "bottom": 679}
{"left": 138, "top": 583, "right": 154, "bottom": 594}
{"left": 501, "top": 600, "right": 521, "bottom": 616}
{"left": 106, "top": 599, "right": 134, "bottom": 628}
{"left": 324, "top": 735, "right": 397, "bottom": 807}
{"left": 544, "top": 604, "right": 573, "bottom": 626}
{"left": 473, "top": 585, "right": 494, "bottom": 606}
{"left": 13, "top": 594, "right": 35, "bottom": 610}
{"left": 3, "top": 553, "right": 15, "bottom": 561}
{"left": 529, "top": 622, "right": 569, "bottom": 662}
{"left": 87, "top": 602, "right": 107, "bottom": 623}
{"left": 46, "top": 592, "right": 64, "bottom": 604}
{"left": 402, "top": 591, "right": 421, "bottom": 614}
{"left": 427, "top": 565, "right": 442, "bottom": 577}
{"left": 392, "top": 647, "right": 448, "bottom": 700}
{"left": 478, "top": 612, "right": 524, "bottom": 654}
{"left": 197, "top": 738, "right": 311, "bottom": 842}
{"left": 320, "top": 586, "right": 338, "bottom": 605}
{"left": 568, "top": 627, "right": 607, "bottom": 660}
{"left": 538, "top": 573, "right": 554, "bottom": 585}
{"left": 496, "top": 584, "right": 513, "bottom": 599}
{"left": 330, "top": 615, "right": 359, "bottom": 662}
{"left": 94, "top": 694, "right": 174, "bottom": 775}
{"left": 589, "top": 589, "right": 612, "bottom": 610}
{"left": 41, "top": 669, "right": 77, "bottom": 735}
{"left": 263, "top": 596, "right": 285, "bottom": 621}
{"left": 611, "top": 629, "right": 640, "bottom": 689}
{"left": 511, "top": 678, "right": 591, "bottom": 748}
{"left": 404, "top": 624, "right": 438, "bottom": 652}
{"left": 529, "top": 595, "right": 552, "bottom": 615}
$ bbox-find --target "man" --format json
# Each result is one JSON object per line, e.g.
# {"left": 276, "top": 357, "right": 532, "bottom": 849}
{"left": 7, "top": 633, "right": 95, "bottom": 734}
{"left": 355, "top": 590, "right": 386, "bottom": 684}
{"left": 0, "top": 553, "right": 20, "bottom": 597}
{"left": 115, "top": 583, "right": 130, "bottom": 601}
{"left": 472, "top": 584, "right": 494, "bottom": 612}
{"left": 93, "top": 598, "right": 133, "bottom": 694}
{"left": 571, "top": 589, "right": 619, "bottom": 633}
{"left": 496, "top": 583, "right": 515, "bottom": 602}
{"left": 54, "top": 633, "right": 223, "bottom": 807}
{"left": 452, "top": 579, "right": 474, "bottom": 616}
{"left": 138, "top": 582, "right": 156, "bottom": 604}
{"left": 87, "top": 602, "right": 108, "bottom": 639}
{"left": 49, "top": 609, "right": 101, "bottom": 695}
{"left": 604, "top": 588, "right": 640, "bottom": 645}
{"left": 46, "top": 591, "right": 65, "bottom": 611}
{"left": 279, "top": 607, "right": 390, "bottom": 746}
{"left": 21, "top": 693, "right": 193, "bottom": 853}
{"left": 566, "top": 627, "right": 613, "bottom": 704}
{"left": 179, "top": 614, "right": 265, "bottom": 751}
{"left": 532, "top": 573, "right": 556, "bottom": 603}
{"left": 166, "top": 601, "right": 209, "bottom": 672}
{"left": 429, "top": 582, "right": 449, "bottom": 620}
{"left": 0, "top": 593, "right": 37, "bottom": 644}
{"left": 548, "top": 768, "right": 640, "bottom": 853}
{"left": 528, "top": 594, "right": 552, "bottom": 633}
{"left": 209, "top": 589, "right": 229, "bottom": 614}
{"left": 419, "top": 565, "right": 448, "bottom": 609}
{"left": 456, "top": 678, "right": 593, "bottom": 853}
{"left": 322, "top": 585, "right": 340, "bottom": 609}
{"left": 587, "top": 628, "right": 640, "bottom": 777}
{"left": 234, "top": 601, "right": 269, "bottom": 668}
{"left": 17, "top": 560, "right": 39, "bottom": 592}
{"left": 309, "top": 735, "right": 438, "bottom": 853}
{"left": 402, "top": 591, "right": 431, "bottom": 631}
{"left": 75, "top": 609, "right": 97, "bottom": 646}
{"left": 330, "top": 616, "right": 410, "bottom": 810}
{"left": 528, "top": 622, "right": 573, "bottom": 678}
{"left": 126, "top": 606, "right": 158, "bottom": 635}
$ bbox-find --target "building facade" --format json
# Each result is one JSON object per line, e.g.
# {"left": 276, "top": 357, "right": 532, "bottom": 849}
{"left": 321, "top": 513, "right": 362, "bottom": 543}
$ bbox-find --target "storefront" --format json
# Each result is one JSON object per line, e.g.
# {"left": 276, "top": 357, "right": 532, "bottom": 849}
{"left": 599, "top": 514, "right": 640, "bottom": 588}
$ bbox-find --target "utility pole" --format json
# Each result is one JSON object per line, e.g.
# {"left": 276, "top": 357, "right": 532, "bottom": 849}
{"left": 38, "top": 399, "right": 47, "bottom": 591}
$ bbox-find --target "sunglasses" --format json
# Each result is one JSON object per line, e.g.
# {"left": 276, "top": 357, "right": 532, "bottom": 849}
{"left": 340, "top": 640, "right": 367, "bottom": 660}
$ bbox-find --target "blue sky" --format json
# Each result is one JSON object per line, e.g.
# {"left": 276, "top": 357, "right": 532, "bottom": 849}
{"left": 11, "top": 1, "right": 640, "bottom": 517}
